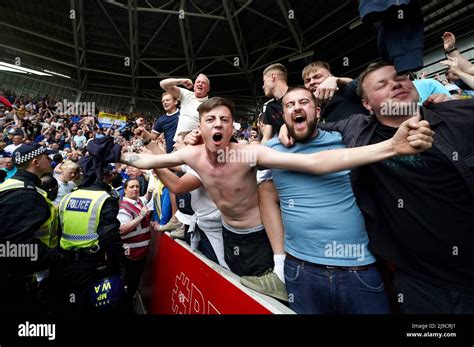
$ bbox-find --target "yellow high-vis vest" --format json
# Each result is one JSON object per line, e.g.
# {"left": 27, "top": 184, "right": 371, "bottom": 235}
{"left": 0, "top": 178, "right": 58, "bottom": 248}
{"left": 59, "top": 189, "right": 111, "bottom": 250}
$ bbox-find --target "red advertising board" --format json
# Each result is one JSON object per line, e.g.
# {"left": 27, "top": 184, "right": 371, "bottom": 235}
{"left": 140, "top": 232, "right": 287, "bottom": 314}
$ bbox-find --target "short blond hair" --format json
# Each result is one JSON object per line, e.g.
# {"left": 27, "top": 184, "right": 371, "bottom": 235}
{"left": 263, "top": 63, "right": 287, "bottom": 81}
{"left": 302, "top": 61, "right": 331, "bottom": 80}
{"left": 61, "top": 160, "right": 79, "bottom": 172}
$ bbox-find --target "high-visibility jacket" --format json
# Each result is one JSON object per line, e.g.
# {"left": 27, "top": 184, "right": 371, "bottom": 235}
{"left": 0, "top": 178, "right": 58, "bottom": 248}
{"left": 59, "top": 189, "right": 111, "bottom": 250}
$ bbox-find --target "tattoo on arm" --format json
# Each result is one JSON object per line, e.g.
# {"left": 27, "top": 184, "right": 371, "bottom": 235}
{"left": 121, "top": 153, "right": 140, "bottom": 165}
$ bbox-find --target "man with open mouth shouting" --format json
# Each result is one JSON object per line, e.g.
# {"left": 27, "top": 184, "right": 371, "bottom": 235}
{"left": 120, "top": 96, "right": 433, "bottom": 295}
{"left": 160, "top": 73, "right": 210, "bottom": 143}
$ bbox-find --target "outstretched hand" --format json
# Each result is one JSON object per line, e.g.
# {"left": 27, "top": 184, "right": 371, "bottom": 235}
{"left": 391, "top": 117, "right": 434, "bottom": 155}
{"left": 314, "top": 76, "right": 338, "bottom": 102}
{"left": 181, "top": 79, "right": 194, "bottom": 89}
{"left": 184, "top": 128, "right": 202, "bottom": 145}
{"left": 422, "top": 93, "right": 451, "bottom": 107}
{"left": 440, "top": 56, "right": 460, "bottom": 74}
{"left": 134, "top": 126, "right": 153, "bottom": 141}
{"left": 442, "top": 32, "right": 456, "bottom": 51}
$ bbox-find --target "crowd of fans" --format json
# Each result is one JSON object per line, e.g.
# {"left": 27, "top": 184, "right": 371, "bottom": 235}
{"left": 1, "top": 25, "right": 474, "bottom": 316}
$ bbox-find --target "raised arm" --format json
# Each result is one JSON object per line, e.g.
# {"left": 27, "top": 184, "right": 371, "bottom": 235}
{"left": 314, "top": 76, "right": 352, "bottom": 101}
{"left": 120, "top": 149, "right": 185, "bottom": 170}
{"left": 443, "top": 32, "right": 474, "bottom": 75}
{"left": 257, "top": 118, "right": 433, "bottom": 175}
{"left": 261, "top": 124, "right": 273, "bottom": 145}
{"left": 154, "top": 169, "right": 202, "bottom": 194}
{"left": 159, "top": 78, "right": 193, "bottom": 99}
{"left": 440, "top": 57, "right": 474, "bottom": 89}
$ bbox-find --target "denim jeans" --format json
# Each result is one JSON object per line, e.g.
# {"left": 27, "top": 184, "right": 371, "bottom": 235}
{"left": 284, "top": 257, "right": 391, "bottom": 314}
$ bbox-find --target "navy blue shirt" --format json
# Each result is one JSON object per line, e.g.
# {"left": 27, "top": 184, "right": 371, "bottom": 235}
{"left": 153, "top": 110, "right": 179, "bottom": 153}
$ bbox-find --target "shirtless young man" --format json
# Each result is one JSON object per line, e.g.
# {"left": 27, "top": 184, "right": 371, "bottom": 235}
{"left": 120, "top": 97, "right": 433, "bottom": 276}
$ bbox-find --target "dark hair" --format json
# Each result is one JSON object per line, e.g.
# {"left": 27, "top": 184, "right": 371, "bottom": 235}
{"left": 40, "top": 174, "right": 59, "bottom": 201}
{"left": 0, "top": 170, "right": 6, "bottom": 183}
{"left": 357, "top": 61, "right": 393, "bottom": 98}
{"left": 281, "top": 86, "right": 318, "bottom": 106}
{"left": 124, "top": 177, "right": 140, "bottom": 190}
{"left": 53, "top": 153, "right": 63, "bottom": 163}
{"left": 197, "top": 97, "right": 234, "bottom": 119}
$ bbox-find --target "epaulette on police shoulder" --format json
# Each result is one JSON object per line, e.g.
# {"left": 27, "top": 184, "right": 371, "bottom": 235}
{"left": 24, "top": 183, "right": 38, "bottom": 191}
{"left": 109, "top": 188, "right": 120, "bottom": 200}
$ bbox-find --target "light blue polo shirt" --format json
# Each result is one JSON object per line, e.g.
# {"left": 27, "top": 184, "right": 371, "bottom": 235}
{"left": 413, "top": 78, "right": 451, "bottom": 104}
{"left": 267, "top": 130, "right": 375, "bottom": 266}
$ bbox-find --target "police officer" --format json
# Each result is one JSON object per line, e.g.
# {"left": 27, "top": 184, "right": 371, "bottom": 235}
{"left": 58, "top": 144, "right": 126, "bottom": 314}
{"left": 0, "top": 144, "right": 63, "bottom": 312}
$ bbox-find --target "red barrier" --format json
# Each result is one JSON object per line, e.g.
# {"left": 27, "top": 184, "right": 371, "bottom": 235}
{"left": 140, "top": 231, "right": 292, "bottom": 314}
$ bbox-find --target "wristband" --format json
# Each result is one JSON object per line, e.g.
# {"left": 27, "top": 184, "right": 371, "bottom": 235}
{"left": 445, "top": 47, "right": 457, "bottom": 54}
{"left": 143, "top": 139, "right": 151, "bottom": 146}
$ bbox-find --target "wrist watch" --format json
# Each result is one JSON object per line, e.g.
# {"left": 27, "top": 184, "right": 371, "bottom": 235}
{"left": 143, "top": 139, "right": 152, "bottom": 146}
{"left": 445, "top": 47, "right": 457, "bottom": 54}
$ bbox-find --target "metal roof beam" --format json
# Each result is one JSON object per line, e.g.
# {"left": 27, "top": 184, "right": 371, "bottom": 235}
{"left": 96, "top": 0, "right": 130, "bottom": 50}
{"left": 178, "top": 0, "right": 193, "bottom": 76}
{"left": 233, "top": 0, "right": 252, "bottom": 18}
{"left": 0, "top": 44, "right": 75, "bottom": 68}
{"left": 195, "top": 12, "right": 223, "bottom": 56}
{"left": 0, "top": 21, "right": 74, "bottom": 48}
{"left": 128, "top": 0, "right": 139, "bottom": 112}
{"left": 78, "top": 0, "right": 88, "bottom": 91}
{"left": 140, "top": 60, "right": 168, "bottom": 78}
{"left": 302, "top": 0, "right": 351, "bottom": 35}
{"left": 222, "top": 0, "right": 256, "bottom": 100}
{"left": 277, "top": 0, "right": 304, "bottom": 53}
{"left": 106, "top": 0, "right": 226, "bottom": 20}
{"left": 245, "top": 7, "right": 286, "bottom": 28}
{"left": 140, "top": 3, "right": 179, "bottom": 55}
{"left": 81, "top": 67, "right": 130, "bottom": 78}
{"left": 70, "top": 0, "right": 83, "bottom": 91}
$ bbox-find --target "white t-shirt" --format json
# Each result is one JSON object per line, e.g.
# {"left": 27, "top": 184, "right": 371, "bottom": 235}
{"left": 54, "top": 179, "right": 76, "bottom": 205}
{"left": 4, "top": 143, "right": 22, "bottom": 154}
{"left": 117, "top": 197, "right": 148, "bottom": 224}
{"left": 181, "top": 165, "right": 221, "bottom": 231}
{"left": 173, "top": 88, "right": 208, "bottom": 141}
{"left": 73, "top": 135, "right": 87, "bottom": 148}
{"left": 181, "top": 165, "right": 228, "bottom": 269}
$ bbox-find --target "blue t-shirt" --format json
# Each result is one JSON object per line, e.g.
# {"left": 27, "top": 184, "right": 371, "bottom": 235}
{"left": 267, "top": 130, "right": 375, "bottom": 266}
{"left": 153, "top": 110, "right": 179, "bottom": 153}
{"left": 1, "top": 167, "right": 17, "bottom": 181}
{"left": 413, "top": 79, "right": 451, "bottom": 104}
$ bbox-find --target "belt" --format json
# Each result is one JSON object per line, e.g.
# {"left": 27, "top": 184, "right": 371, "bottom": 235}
{"left": 285, "top": 253, "right": 373, "bottom": 271}
{"left": 61, "top": 245, "right": 101, "bottom": 260}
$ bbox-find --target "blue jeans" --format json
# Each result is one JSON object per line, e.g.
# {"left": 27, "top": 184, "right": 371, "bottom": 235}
{"left": 284, "top": 257, "right": 391, "bottom": 314}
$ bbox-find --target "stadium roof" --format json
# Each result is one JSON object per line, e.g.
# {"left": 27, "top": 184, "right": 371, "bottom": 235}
{"left": 1, "top": 0, "right": 473, "bottom": 114}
